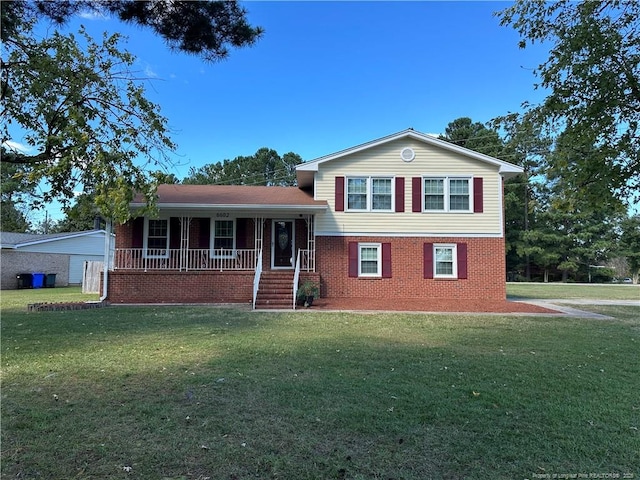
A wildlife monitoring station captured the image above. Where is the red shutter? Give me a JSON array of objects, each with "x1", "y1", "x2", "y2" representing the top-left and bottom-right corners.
[
  {"x1": 412, "y1": 177, "x2": 422, "y2": 212},
  {"x1": 348, "y1": 242, "x2": 358, "y2": 277},
  {"x1": 236, "y1": 218, "x2": 247, "y2": 249},
  {"x1": 335, "y1": 177, "x2": 345, "y2": 212},
  {"x1": 131, "y1": 217, "x2": 144, "y2": 248},
  {"x1": 199, "y1": 218, "x2": 211, "y2": 248},
  {"x1": 382, "y1": 243, "x2": 392, "y2": 278},
  {"x1": 395, "y1": 177, "x2": 405, "y2": 212},
  {"x1": 457, "y1": 243, "x2": 468, "y2": 279},
  {"x1": 473, "y1": 177, "x2": 483, "y2": 213},
  {"x1": 169, "y1": 217, "x2": 181, "y2": 249},
  {"x1": 423, "y1": 243, "x2": 434, "y2": 279}
]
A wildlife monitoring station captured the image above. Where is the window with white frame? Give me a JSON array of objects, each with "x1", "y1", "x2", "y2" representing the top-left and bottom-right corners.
[
  {"x1": 144, "y1": 218, "x2": 169, "y2": 258},
  {"x1": 211, "y1": 219, "x2": 235, "y2": 257},
  {"x1": 434, "y1": 244, "x2": 457, "y2": 278},
  {"x1": 423, "y1": 177, "x2": 471, "y2": 212},
  {"x1": 347, "y1": 177, "x2": 393, "y2": 211},
  {"x1": 359, "y1": 243, "x2": 381, "y2": 277}
]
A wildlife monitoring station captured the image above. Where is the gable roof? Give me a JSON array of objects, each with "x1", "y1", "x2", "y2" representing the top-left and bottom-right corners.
[
  {"x1": 131, "y1": 184, "x2": 327, "y2": 212},
  {"x1": 0, "y1": 230, "x2": 106, "y2": 249},
  {"x1": 296, "y1": 128, "x2": 524, "y2": 188}
]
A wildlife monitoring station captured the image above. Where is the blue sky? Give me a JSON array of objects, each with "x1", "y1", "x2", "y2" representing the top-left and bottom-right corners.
[{"x1": 26, "y1": 1, "x2": 552, "y2": 224}]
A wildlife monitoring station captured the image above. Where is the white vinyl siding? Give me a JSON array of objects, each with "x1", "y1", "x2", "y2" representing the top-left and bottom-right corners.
[{"x1": 314, "y1": 138, "x2": 502, "y2": 236}]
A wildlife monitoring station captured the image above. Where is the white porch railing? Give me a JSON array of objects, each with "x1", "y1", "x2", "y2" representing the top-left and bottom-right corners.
[
  {"x1": 113, "y1": 248, "x2": 258, "y2": 271},
  {"x1": 252, "y1": 249, "x2": 263, "y2": 310},
  {"x1": 297, "y1": 249, "x2": 315, "y2": 272}
]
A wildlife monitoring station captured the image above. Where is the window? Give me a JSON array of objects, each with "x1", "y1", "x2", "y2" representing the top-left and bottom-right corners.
[
  {"x1": 423, "y1": 177, "x2": 471, "y2": 212},
  {"x1": 359, "y1": 243, "x2": 381, "y2": 277},
  {"x1": 424, "y1": 242, "x2": 468, "y2": 279},
  {"x1": 434, "y1": 245, "x2": 457, "y2": 278},
  {"x1": 347, "y1": 178, "x2": 368, "y2": 210},
  {"x1": 372, "y1": 178, "x2": 392, "y2": 210},
  {"x1": 211, "y1": 219, "x2": 235, "y2": 257},
  {"x1": 144, "y1": 218, "x2": 169, "y2": 258},
  {"x1": 346, "y1": 176, "x2": 393, "y2": 211}
]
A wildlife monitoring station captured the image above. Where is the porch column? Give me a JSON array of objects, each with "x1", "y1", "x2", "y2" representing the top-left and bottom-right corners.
[
  {"x1": 179, "y1": 216, "x2": 192, "y2": 271},
  {"x1": 254, "y1": 217, "x2": 264, "y2": 268},
  {"x1": 305, "y1": 214, "x2": 316, "y2": 272}
]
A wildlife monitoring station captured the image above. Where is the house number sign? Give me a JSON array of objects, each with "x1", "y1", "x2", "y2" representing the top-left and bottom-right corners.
[{"x1": 216, "y1": 212, "x2": 230, "y2": 218}]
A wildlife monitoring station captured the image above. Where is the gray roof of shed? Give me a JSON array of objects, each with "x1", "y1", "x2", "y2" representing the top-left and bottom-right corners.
[{"x1": 0, "y1": 230, "x2": 105, "y2": 249}]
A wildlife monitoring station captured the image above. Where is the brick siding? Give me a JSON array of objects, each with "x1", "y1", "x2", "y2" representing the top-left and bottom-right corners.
[
  {"x1": 107, "y1": 270, "x2": 254, "y2": 304},
  {"x1": 1, "y1": 250, "x2": 70, "y2": 289},
  {"x1": 316, "y1": 236, "x2": 506, "y2": 300}
]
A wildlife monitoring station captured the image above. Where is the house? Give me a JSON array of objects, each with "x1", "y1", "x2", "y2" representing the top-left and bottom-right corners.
[
  {"x1": 1, "y1": 230, "x2": 108, "y2": 289},
  {"x1": 107, "y1": 129, "x2": 523, "y2": 308}
]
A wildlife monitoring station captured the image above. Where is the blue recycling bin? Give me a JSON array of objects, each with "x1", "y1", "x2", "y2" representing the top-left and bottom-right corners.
[{"x1": 32, "y1": 272, "x2": 45, "y2": 289}]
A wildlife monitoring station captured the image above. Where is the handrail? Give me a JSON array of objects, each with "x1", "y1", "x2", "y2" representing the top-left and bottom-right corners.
[
  {"x1": 252, "y1": 248, "x2": 263, "y2": 310},
  {"x1": 293, "y1": 249, "x2": 302, "y2": 310},
  {"x1": 113, "y1": 248, "x2": 257, "y2": 271}
]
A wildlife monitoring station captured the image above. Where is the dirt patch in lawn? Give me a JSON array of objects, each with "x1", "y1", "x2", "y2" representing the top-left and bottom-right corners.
[{"x1": 310, "y1": 297, "x2": 560, "y2": 314}]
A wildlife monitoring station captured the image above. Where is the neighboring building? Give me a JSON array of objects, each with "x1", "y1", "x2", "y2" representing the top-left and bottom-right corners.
[
  {"x1": 0, "y1": 230, "x2": 107, "y2": 289},
  {"x1": 108, "y1": 129, "x2": 523, "y2": 307}
]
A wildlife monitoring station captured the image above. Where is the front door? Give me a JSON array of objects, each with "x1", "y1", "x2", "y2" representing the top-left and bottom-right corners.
[{"x1": 272, "y1": 220, "x2": 294, "y2": 268}]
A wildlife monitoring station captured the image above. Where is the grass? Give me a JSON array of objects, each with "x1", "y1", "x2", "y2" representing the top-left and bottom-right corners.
[
  {"x1": 507, "y1": 282, "x2": 640, "y2": 300},
  {"x1": 1, "y1": 289, "x2": 639, "y2": 479}
]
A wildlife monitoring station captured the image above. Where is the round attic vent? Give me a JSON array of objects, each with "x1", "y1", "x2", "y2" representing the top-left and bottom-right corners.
[{"x1": 400, "y1": 147, "x2": 415, "y2": 162}]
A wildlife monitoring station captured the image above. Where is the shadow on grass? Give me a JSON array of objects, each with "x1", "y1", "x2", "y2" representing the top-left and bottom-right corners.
[{"x1": 2, "y1": 308, "x2": 639, "y2": 479}]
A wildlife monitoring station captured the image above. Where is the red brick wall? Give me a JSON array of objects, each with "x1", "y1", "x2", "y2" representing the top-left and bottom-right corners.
[
  {"x1": 107, "y1": 271, "x2": 254, "y2": 304},
  {"x1": 316, "y1": 236, "x2": 506, "y2": 300}
]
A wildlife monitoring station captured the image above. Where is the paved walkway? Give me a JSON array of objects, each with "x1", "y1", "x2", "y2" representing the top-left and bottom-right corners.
[
  {"x1": 519, "y1": 298, "x2": 638, "y2": 320},
  {"x1": 291, "y1": 297, "x2": 638, "y2": 319}
]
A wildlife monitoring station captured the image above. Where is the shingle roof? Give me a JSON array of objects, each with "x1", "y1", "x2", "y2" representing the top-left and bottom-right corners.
[{"x1": 131, "y1": 184, "x2": 327, "y2": 209}]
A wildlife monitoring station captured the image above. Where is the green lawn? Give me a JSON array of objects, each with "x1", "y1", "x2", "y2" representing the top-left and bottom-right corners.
[
  {"x1": 508, "y1": 282, "x2": 640, "y2": 300},
  {"x1": 1, "y1": 289, "x2": 639, "y2": 479}
]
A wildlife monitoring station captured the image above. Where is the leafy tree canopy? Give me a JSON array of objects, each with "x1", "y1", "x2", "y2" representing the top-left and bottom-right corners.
[
  {"x1": 438, "y1": 117, "x2": 505, "y2": 158},
  {"x1": 1, "y1": 147, "x2": 35, "y2": 232},
  {"x1": 183, "y1": 148, "x2": 302, "y2": 186},
  {"x1": 2, "y1": 25, "x2": 173, "y2": 222},
  {"x1": 1, "y1": 1, "x2": 263, "y2": 62},
  {"x1": 1, "y1": 1, "x2": 262, "y2": 224},
  {"x1": 498, "y1": 0, "x2": 640, "y2": 205}
]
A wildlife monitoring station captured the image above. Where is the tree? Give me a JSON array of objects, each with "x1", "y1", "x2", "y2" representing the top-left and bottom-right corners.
[
  {"x1": 439, "y1": 117, "x2": 505, "y2": 158},
  {"x1": 493, "y1": 112, "x2": 552, "y2": 279},
  {"x1": 53, "y1": 194, "x2": 102, "y2": 233},
  {"x1": 620, "y1": 215, "x2": 640, "y2": 283},
  {"x1": 1, "y1": 1, "x2": 263, "y2": 223},
  {"x1": 1, "y1": 1, "x2": 263, "y2": 62},
  {"x1": 497, "y1": 0, "x2": 640, "y2": 206},
  {"x1": 1, "y1": 147, "x2": 34, "y2": 232},
  {"x1": 183, "y1": 148, "x2": 302, "y2": 186},
  {"x1": 2, "y1": 25, "x2": 174, "y2": 222}
]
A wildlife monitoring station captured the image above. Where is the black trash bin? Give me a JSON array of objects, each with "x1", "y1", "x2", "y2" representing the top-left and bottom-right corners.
[
  {"x1": 16, "y1": 273, "x2": 33, "y2": 289},
  {"x1": 45, "y1": 273, "x2": 57, "y2": 288}
]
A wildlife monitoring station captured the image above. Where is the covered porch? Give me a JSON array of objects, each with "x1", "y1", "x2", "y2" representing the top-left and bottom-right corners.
[
  {"x1": 112, "y1": 215, "x2": 317, "y2": 273},
  {"x1": 107, "y1": 184, "x2": 327, "y2": 307}
]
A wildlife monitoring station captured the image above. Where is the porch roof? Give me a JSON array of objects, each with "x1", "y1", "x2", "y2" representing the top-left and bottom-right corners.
[{"x1": 131, "y1": 184, "x2": 328, "y2": 212}]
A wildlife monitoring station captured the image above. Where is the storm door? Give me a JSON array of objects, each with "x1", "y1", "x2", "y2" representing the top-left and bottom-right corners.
[{"x1": 272, "y1": 220, "x2": 294, "y2": 268}]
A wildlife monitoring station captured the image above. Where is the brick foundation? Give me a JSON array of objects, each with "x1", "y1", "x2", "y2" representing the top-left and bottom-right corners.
[
  {"x1": 107, "y1": 270, "x2": 254, "y2": 304},
  {"x1": 316, "y1": 236, "x2": 506, "y2": 300}
]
